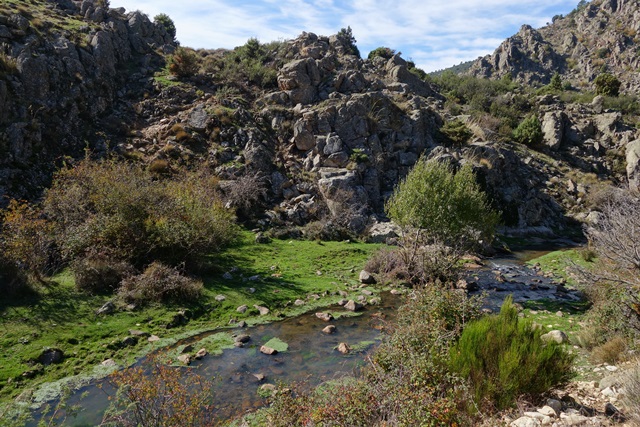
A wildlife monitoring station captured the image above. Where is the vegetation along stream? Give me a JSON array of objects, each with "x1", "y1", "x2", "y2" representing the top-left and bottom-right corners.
[{"x1": 29, "y1": 243, "x2": 582, "y2": 426}]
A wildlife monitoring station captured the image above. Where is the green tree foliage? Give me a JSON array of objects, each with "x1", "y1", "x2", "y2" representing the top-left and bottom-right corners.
[
  {"x1": 385, "y1": 158, "x2": 499, "y2": 248},
  {"x1": 337, "y1": 26, "x2": 360, "y2": 57},
  {"x1": 549, "y1": 72, "x2": 563, "y2": 91},
  {"x1": 513, "y1": 114, "x2": 543, "y2": 146},
  {"x1": 367, "y1": 46, "x2": 396, "y2": 60},
  {"x1": 154, "y1": 13, "x2": 176, "y2": 40},
  {"x1": 450, "y1": 296, "x2": 574, "y2": 411},
  {"x1": 594, "y1": 73, "x2": 621, "y2": 97},
  {"x1": 169, "y1": 47, "x2": 199, "y2": 78}
]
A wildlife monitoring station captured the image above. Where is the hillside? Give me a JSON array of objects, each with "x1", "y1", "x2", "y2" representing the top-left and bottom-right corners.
[{"x1": 468, "y1": 0, "x2": 640, "y2": 92}]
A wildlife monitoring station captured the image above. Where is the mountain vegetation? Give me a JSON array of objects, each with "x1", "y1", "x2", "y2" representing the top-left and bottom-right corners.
[{"x1": 1, "y1": 0, "x2": 640, "y2": 425}]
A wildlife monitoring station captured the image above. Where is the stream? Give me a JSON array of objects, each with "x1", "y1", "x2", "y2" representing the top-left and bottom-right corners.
[{"x1": 30, "y1": 244, "x2": 583, "y2": 426}]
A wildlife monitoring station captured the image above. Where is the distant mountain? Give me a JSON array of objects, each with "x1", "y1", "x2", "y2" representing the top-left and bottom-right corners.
[
  {"x1": 429, "y1": 59, "x2": 475, "y2": 77},
  {"x1": 468, "y1": 0, "x2": 640, "y2": 93}
]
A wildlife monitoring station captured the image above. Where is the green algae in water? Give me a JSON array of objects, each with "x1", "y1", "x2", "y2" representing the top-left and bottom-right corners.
[{"x1": 262, "y1": 337, "x2": 289, "y2": 352}]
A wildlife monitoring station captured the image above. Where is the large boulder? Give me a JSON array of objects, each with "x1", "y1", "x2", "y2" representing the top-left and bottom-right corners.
[
  {"x1": 626, "y1": 139, "x2": 640, "y2": 192},
  {"x1": 541, "y1": 111, "x2": 566, "y2": 150},
  {"x1": 278, "y1": 58, "x2": 321, "y2": 105}
]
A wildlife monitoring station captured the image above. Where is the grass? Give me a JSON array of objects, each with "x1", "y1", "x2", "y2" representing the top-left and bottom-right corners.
[
  {"x1": 0, "y1": 232, "x2": 381, "y2": 409},
  {"x1": 526, "y1": 248, "x2": 594, "y2": 286}
]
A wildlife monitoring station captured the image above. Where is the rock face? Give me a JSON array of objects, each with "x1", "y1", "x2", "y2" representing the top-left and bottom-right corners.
[
  {"x1": 468, "y1": 0, "x2": 640, "y2": 93},
  {"x1": 0, "y1": 1, "x2": 176, "y2": 204}
]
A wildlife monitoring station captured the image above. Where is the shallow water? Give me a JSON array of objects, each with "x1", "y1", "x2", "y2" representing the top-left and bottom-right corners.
[
  {"x1": 31, "y1": 245, "x2": 583, "y2": 426},
  {"x1": 36, "y1": 296, "x2": 400, "y2": 426}
]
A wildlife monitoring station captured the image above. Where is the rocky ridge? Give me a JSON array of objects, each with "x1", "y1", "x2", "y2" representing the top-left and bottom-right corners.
[
  {"x1": 468, "y1": 0, "x2": 640, "y2": 92},
  {"x1": 1, "y1": 0, "x2": 639, "y2": 238}
]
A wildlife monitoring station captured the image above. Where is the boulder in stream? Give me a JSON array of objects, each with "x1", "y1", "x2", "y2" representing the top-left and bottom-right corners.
[{"x1": 260, "y1": 345, "x2": 278, "y2": 355}]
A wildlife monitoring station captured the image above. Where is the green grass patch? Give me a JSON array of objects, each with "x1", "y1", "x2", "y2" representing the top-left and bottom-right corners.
[
  {"x1": 0, "y1": 232, "x2": 379, "y2": 408},
  {"x1": 526, "y1": 248, "x2": 594, "y2": 286}
]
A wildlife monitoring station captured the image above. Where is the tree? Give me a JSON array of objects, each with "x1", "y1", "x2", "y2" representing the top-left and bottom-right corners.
[
  {"x1": 594, "y1": 73, "x2": 621, "y2": 96},
  {"x1": 337, "y1": 26, "x2": 360, "y2": 57},
  {"x1": 549, "y1": 72, "x2": 562, "y2": 91},
  {"x1": 385, "y1": 158, "x2": 499, "y2": 249},
  {"x1": 154, "y1": 13, "x2": 176, "y2": 40}
]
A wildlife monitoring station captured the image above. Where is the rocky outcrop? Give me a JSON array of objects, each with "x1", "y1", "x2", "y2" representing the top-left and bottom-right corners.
[
  {"x1": 468, "y1": 0, "x2": 640, "y2": 93},
  {"x1": 0, "y1": 0, "x2": 175, "y2": 203}
]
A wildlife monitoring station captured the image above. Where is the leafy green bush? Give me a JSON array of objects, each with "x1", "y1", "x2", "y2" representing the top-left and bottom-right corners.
[
  {"x1": 449, "y1": 296, "x2": 574, "y2": 411},
  {"x1": 513, "y1": 114, "x2": 543, "y2": 146},
  {"x1": 169, "y1": 47, "x2": 199, "y2": 78},
  {"x1": 118, "y1": 262, "x2": 203, "y2": 305},
  {"x1": 385, "y1": 158, "x2": 499, "y2": 249},
  {"x1": 153, "y1": 13, "x2": 176, "y2": 40},
  {"x1": 594, "y1": 73, "x2": 621, "y2": 97},
  {"x1": 213, "y1": 38, "x2": 281, "y2": 89},
  {"x1": 440, "y1": 119, "x2": 473, "y2": 146}
]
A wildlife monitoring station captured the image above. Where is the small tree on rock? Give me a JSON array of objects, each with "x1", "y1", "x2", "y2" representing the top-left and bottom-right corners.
[{"x1": 154, "y1": 13, "x2": 176, "y2": 40}]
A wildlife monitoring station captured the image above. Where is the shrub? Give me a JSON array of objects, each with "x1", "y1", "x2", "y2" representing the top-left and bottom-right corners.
[
  {"x1": 622, "y1": 359, "x2": 640, "y2": 426},
  {"x1": 43, "y1": 159, "x2": 238, "y2": 272},
  {"x1": 0, "y1": 200, "x2": 54, "y2": 284},
  {"x1": 118, "y1": 262, "x2": 203, "y2": 305},
  {"x1": 102, "y1": 356, "x2": 215, "y2": 426},
  {"x1": 367, "y1": 46, "x2": 396, "y2": 60},
  {"x1": 449, "y1": 296, "x2": 574, "y2": 411},
  {"x1": 513, "y1": 114, "x2": 543, "y2": 146},
  {"x1": 169, "y1": 47, "x2": 199, "y2": 78},
  {"x1": 591, "y1": 336, "x2": 627, "y2": 364},
  {"x1": 72, "y1": 251, "x2": 135, "y2": 294},
  {"x1": 549, "y1": 72, "x2": 563, "y2": 91},
  {"x1": 440, "y1": 119, "x2": 473, "y2": 146},
  {"x1": 153, "y1": 13, "x2": 176, "y2": 40},
  {"x1": 584, "y1": 191, "x2": 640, "y2": 337},
  {"x1": 594, "y1": 73, "x2": 621, "y2": 97},
  {"x1": 385, "y1": 158, "x2": 499, "y2": 250}
]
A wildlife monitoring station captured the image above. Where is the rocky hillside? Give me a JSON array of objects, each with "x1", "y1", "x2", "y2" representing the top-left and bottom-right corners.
[
  {"x1": 468, "y1": 0, "x2": 640, "y2": 92},
  {"x1": 2, "y1": 0, "x2": 640, "y2": 240},
  {"x1": 0, "y1": 0, "x2": 174, "y2": 201}
]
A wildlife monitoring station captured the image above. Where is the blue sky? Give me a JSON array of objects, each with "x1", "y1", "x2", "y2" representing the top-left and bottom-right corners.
[{"x1": 111, "y1": 0, "x2": 579, "y2": 72}]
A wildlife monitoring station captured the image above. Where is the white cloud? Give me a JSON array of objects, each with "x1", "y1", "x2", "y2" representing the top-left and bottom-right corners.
[{"x1": 110, "y1": 0, "x2": 578, "y2": 71}]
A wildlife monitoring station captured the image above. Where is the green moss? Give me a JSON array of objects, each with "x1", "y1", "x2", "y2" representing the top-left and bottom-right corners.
[{"x1": 526, "y1": 249, "x2": 594, "y2": 286}]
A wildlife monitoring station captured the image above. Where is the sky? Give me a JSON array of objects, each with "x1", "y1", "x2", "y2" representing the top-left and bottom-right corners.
[{"x1": 110, "y1": 0, "x2": 579, "y2": 72}]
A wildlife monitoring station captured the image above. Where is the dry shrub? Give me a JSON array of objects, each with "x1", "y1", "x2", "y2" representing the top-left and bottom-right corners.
[
  {"x1": 148, "y1": 159, "x2": 170, "y2": 175},
  {"x1": 622, "y1": 359, "x2": 640, "y2": 426},
  {"x1": 168, "y1": 47, "x2": 199, "y2": 78},
  {"x1": 102, "y1": 356, "x2": 215, "y2": 427},
  {"x1": 591, "y1": 336, "x2": 627, "y2": 364},
  {"x1": 366, "y1": 241, "x2": 461, "y2": 287},
  {"x1": 72, "y1": 251, "x2": 135, "y2": 294},
  {"x1": 222, "y1": 172, "x2": 268, "y2": 219},
  {"x1": 118, "y1": 262, "x2": 202, "y2": 305},
  {"x1": 43, "y1": 159, "x2": 238, "y2": 272}
]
